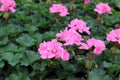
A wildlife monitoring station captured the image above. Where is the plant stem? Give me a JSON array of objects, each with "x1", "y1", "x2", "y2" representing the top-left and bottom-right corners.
[
  {"x1": 55, "y1": 14, "x2": 61, "y2": 24},
  {"x1": 97, "y1": 14, "x2": 103, "y2": 24},
  {"x1": 86, "y1": 48, "x2": 94, "y2": 71},
  {"x1": 111, "y1": 42, "x2": 119, "y2": 55},
  {"x1": 72, "y1": 0, "x2": 74, "y2": 4}
]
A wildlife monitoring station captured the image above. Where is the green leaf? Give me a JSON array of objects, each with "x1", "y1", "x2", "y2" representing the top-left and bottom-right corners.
[
  {"x1": 0, "y1": 37, "x2": 8, "y2": 46},
  {"x1": 2, "y1": 52, "x2": 23, "y2": 66},
  {"x1": 4, "y1": 24, "x2": 23, "y2": 35},
  {"x1": 0, "y1": 61, "x2": 4, "y2": 68},
  {"x1": 119, "y1": 75, "x2": 120, "y2": 80},
  {"x1": 61, "y1": 61, "x2": 77, "y2": 72},
  {"x1": 16, "y1": 34, "x2": 35, "y2": 47},
  {"x1": 24, "y1": 24, "x2": 38, "y2": 33},
  {"x1": 88, "y1": 69, "x2": 111, "y2": 80},
  {"x1": 5, "y1": 73, "x2": 30, "y2": 80},
  {"x1": 40, "y1": 62, "x2": 47, "y2": 71},
  {"x1": 3, "y1": 43, "x2": 18, "y2": 52},
  {"x1": 20, "y1": 50, "x2": 39, "y2": 66},
  {"x1": 67, "y1": 76, "x2": 79, "y2": 80},
  {"x1": 116, "y1": 0, "x2": 120, "y2": 9},
  {"x1": 32, "y1": 62, "x2": 47, "y2": 71},
  {"x1": 0, "y1": 27, "x2": 6, "y2": 37},
  {"x1": 108, "y1": 65, "x2": 120, "y2": 74},
  {"x1": 42, "y1": 31, "x2": 56, "y2": 41},
  {"x1": 103, "y1": 61, "x2": 112, "y2": 68},
  {"x1": 32, "y1": 33, "x2": 42, "y2": 45}
]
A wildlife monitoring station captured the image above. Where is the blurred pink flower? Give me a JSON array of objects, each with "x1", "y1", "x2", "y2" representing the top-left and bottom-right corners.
[
  {"x1": 49, "y1": 4, "x2": 69, "y2": 17},
  {"x1": 106, "y1": 28, "x2": 120, "y2": 44},
  {"x1": 94, "y1": 3, "x2": 112, "y2": 14},
  {"x1": 0, "y1": 0, "x2": 16, "y2": 12},
  {"x1": 59, "y1": 49, "x2": 69, "y2": 61},
  {"x1": 84, "y1": 0, "x2": 91, "y2": 4},
  {"x1": 79, "y1": 38, "x2": 106, "y2": 55},
  {"x1": 68, "y1": 19, "x2": 90, "y2": 34},
  {"x1": 56, "y1": 28, "x2": 83, "y2": 46},
  {"x1": 38, "y1": 39, "x2": 69, "y2": 61}
]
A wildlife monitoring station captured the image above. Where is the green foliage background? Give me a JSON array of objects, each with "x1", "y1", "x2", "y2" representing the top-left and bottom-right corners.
[{"x1": 0, "y1": 0, "x2": 120, "y2": 80}]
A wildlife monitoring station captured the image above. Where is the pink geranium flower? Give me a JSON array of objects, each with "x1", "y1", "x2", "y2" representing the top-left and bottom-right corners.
[
  {"x1": 94, "y1": 3, "x2": 112, "y2": 14},
  {"x1": 84, "y1": 0, "x2": 91, "y2": 4},
  {"x1": 0, "y1": 0, "x2": 16, "y2": 12},
  {"x1": 68, "y1": 19, "x2": 90, "y2": 34},
  {"x1": 106, "y1": 28, "x2": 120, "y2": 44},
  {"x1": 38, "y1": 39, "x2": 69, "y2": 61},
  {"x1": 79, "y1": 38, "x2": 106, "y2": 55},
  {"x1": 56, "y1": 28, "x2": 83, "y2": 46},
  {"x1": 49, "y1": 4, "x2": 69, "y2": 17}
]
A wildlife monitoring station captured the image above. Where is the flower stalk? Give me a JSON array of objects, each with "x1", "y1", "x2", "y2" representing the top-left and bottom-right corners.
[
  {"x1": 97, "y1": 14, "x2": 103, "y2": 24},
  {"x1": 3, "y1": 12, "x2": 9, "y2": 23},
  {"x1": 86, "y1": 48, "x2": 94, "y2": 71}
]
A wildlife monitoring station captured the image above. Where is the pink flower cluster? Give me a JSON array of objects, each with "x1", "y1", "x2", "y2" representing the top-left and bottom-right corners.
[
  {"x1": 106, "y1": 28, "x2": 120, "y2": 44},
  {"x1": 56, "y1": 28, "x2": 83, "y2": 46},
  {"x1": 94, "y1": 3, "x2": 112, "y2": 14},
  {"x1": 68, "y1": 19, "x2": 90, "y2": 34},
  {"x1": 38, "y1": 18, "x2": 91, "y2": 61},
  {"x1": 79, "y1": 38, "x2": 106, "y2": 55},
  {"x1": 0, "y1": 0, "x2": 16, "y2": 12},
  {"x1": 39, "y1": 2, "x2": 113, "y2": 61},
  {"x1": 38, "y1": 39, "x2": 69, "y2": 61},
  {"x1": 84, "y1": 0, "x2": 91, "y2": 5},
  {"x1": 49, "y1": 4, "x2": 69, "y2": 17}
]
